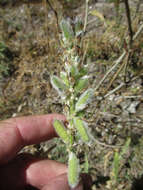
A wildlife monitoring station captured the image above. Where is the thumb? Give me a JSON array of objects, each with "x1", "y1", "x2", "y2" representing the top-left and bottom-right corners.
[{"x1": 42, "y1": 173, "x2": 83, "y2": 190}]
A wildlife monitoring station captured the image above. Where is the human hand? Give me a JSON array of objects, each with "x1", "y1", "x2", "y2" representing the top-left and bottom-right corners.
[{"x1": 0, "y1": 114, "x2": 83, "y2": 190}]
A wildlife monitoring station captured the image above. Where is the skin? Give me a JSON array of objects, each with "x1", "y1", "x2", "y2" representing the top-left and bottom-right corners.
[{"x1": 0, "y1": 114, "x2": 83, "y2": 190}]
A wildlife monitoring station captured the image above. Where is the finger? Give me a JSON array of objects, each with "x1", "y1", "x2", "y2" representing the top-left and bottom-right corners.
[
  {"x1": 0, "y1": 153, "x2": 67, "y2": 190},
  {"x1": 42, "y1": 173, "x2": 83, "y2": 190},
  {"x1": 25, "y1": 156, "x2": 67, "y2": 189},
  {"x1": 0, "y1": 114, "x2": 66, "y2": 164}
]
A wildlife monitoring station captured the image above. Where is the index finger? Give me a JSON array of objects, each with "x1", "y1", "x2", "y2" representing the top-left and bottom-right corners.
[{"x1": 0, "y1": 114, "x2": 66, "y2": 164}]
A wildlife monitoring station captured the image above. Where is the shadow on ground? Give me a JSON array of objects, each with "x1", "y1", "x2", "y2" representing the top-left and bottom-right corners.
[{"x1": 132, "y1": 175, "x2": 143, "y2": 190}]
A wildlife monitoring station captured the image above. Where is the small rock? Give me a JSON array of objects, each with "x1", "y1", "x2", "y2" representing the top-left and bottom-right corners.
[{"x1": 127, "y1": 101, "x2": 140, "y2": 114}]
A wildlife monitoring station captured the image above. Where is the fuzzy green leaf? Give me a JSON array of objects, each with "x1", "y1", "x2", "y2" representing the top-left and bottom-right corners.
[
  {"x1": 68, "y1": 152, "x2": 80, "y2": 188},
  {"x1": 53, "y1": 120, "x2": 73, "y2": 144},
  {"x1": 75, "y1": 89, "x2": 94, "y2": 112},
  {"x1": 60, "y1": 71, "x2": 70, "y2": 87},
  {"x1": 51, "y1": 75, "x2": 67, "y2": 96},
  {"x1": 113, "y1": 151, "x2": 119, "y2": 182},
  {"x1": 60, "y1": 19, "x2": 74, "y2": 42},
  {"x1": 120, "y1": 138, "x2": 130, "y2": 158},
  {"x1": 112, "y1": 138, "x2": 130, "y2": 182},
  {"x1": 78, "y1": 67, "x2": 88, "y2": 78},
  {"x1": 75, "y1": 76, "x2": 89, "y2": 93},
  {"x1": 73, "y1": 118, "x2": 90, "y2": 143},
  {"x1": 83, "y1": 153, "x2": 89, "y2": 173},
  {"x1": 70, "y1": 64, "x2": 79, "y2": 78},
  {"x1": 75, "y1": 19, "x2": 83, "y2": 37}
]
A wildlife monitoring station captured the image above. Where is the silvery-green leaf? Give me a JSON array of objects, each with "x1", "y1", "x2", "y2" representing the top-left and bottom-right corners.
[
  {"x1": 65, "y1": 63, "x2": 71, "y2": 75},
  {"x1": 75, "y1": 76, "x2": 89, "y2": 93},
  {"x1": 60, "y1": 19, "x2": 74, "y2": 42},
  {"x1": 73, "y1": 118, "x2": 90, "y2": 142},
  {"x1": 75, "y1": 89, "x2": 94, "y2": 112},
  {"x1": 74, "y1": 19, "x2": 83, "y2": 37},
  {"x1": 74, "y1": 56, "x2": 80, "y2": 64},
  {"x1": 53, "y1": 120, "x2": 73, "y2": 144},
  {"x1": 60, "y1": 71, "x2": 69, "y2": 87},
  {"x1": 120, "y1": 138, "x2": 130, "y2": 158},
  {"x1": 69, "y1": 99, "x2": 75, "y2": 115},
  {"x1": 51, "y1": 75, "x2": 67, "y2": 95},
  {"x1": 70, "y1": 64, "x2": 79, "y2": 78},
  {"x1": 113, "y1": 151, "x2": 119, "y2": 182},
  {"x1": 68, "y1": 152, "x2": 80, "y2": 188},
  {"x1": 83, "y1": 154, "x2": 89, "y2": 173},
  {"x1": 78, "y1": 66, "x2": 88, "y2": 78}
]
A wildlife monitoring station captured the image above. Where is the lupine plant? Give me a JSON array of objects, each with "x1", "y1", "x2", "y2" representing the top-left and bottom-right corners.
[{"x1": 51, "y1": 19, "x2": 94, "y2": 188}]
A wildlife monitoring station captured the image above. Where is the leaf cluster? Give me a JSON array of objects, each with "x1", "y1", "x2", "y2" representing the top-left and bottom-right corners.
[{"x1": 51, "y1": 19, "x2": 94, "y2": 188}]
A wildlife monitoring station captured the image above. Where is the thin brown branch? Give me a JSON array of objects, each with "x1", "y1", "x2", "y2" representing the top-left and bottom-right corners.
[
  {"x1": 104, "y1": 56, "x2": 126, "y2": 94},
  {"x1": 94, "y1": 23, "x2": 143, "y2": 92},
  {"x1": 93, "y1": 138, "x2": 122, "y2": 148},
  {"x1": 46, "y1": 0, "x2": 59, "y2": 31},
  {"x1": 104, "y1": 83, "x2": 125, "y2": 98},
  {"x1": 124, "y1": 0, "x2": 133, "y2": 46}
]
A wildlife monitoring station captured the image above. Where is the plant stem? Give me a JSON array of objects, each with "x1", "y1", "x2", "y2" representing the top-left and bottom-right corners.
[
  {"x1": 124, "y1": 0, "x2": 133, "y2": 47},
  {"x1": 83, "y1": 0, "x2": 89, "y2": 33}
]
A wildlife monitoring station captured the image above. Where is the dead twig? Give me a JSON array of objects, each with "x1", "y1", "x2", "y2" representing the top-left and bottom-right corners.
[
  {"x1": 95, "y1": 51, "x2": 126, "y2": 91},
  {"x1": 83, "y1": 0, "x2": 89, "y2": 33},
  {"x1": 94, "y1": 23, "x2": 143, "y2": 92},
  {"x1": 104, "y1": 83, "x2": 125, "y2": 98},
  {"x1": 124, "y1": 0, "x2": 133, "y2": 46},
  {"x1": 93, "y1": 138, "x2": 122, "y2": 148},
  {"x1": 133, "y1": 23, "x2": 143, "y2": 40},
  {"x1": 104, "y1": 57, "x2": 126, "y2": 94}
]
